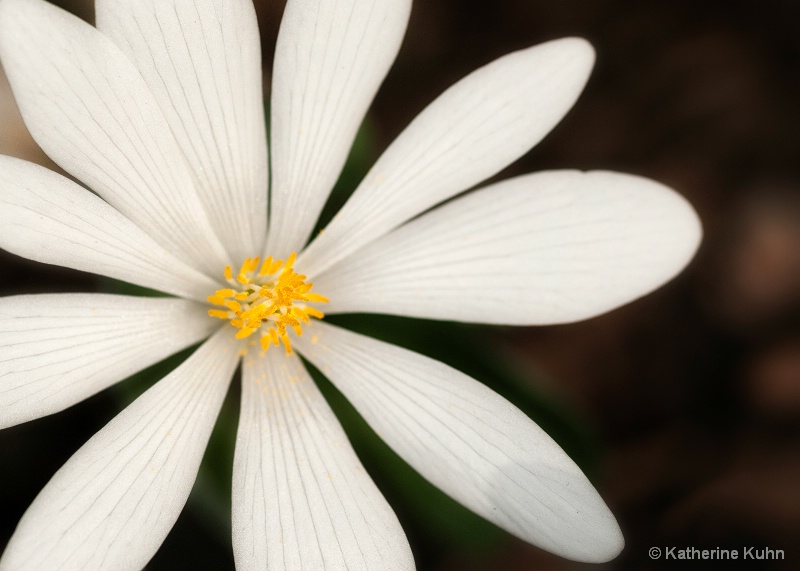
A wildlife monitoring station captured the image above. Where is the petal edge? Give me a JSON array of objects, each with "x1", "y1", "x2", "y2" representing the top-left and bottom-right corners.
[
  {"x1": 295, "y1": 320, "x2": 624, "y2": 562},
  {"x1": 314, "y1": 170, "x2": 702, "y2": 324}
]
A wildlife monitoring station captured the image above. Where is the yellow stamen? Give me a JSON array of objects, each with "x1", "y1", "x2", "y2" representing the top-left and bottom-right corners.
[
  {"x1": 305, "y1": 307, "x2": 325, "y2": 319},
  {"x1": 235, "y1": 327, "x2": 256, "y2": 339},
  {"x1": 305, "y1": 293, "x2": 329, "y2": 303},
  {"x1": 282, "y1": 332, "x2": 293, "y2": 354},
  {"x1": 207, "y1": 252, "x2": 327, "y2": 354}
]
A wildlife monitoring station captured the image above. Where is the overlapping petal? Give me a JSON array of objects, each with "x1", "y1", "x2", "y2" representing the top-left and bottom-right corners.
[
  {"x1": 298, "y1": 38, "x2": 595, "y2": 277},
  {"x1": 96, "y1": 0, "x2": 268, "y2": 262},
  {"x1": 295, "y1": 321, "x2": 624, "y2": 563},
  {"x1": 314, "y1": 170, "x2": 702, "y2": 324},
  {"x1": 0, "y1": 0, "x2": 229, "y2": 275},
  {"x1": 0, "y1": 156, "x2": 219, "y2": 301},
  {"x1": 0, "y1": 328, "x2": 239, "y2": 571},
  {"x1": 0, "y1": 294, "x2": 215, "y2": 429},
  {"x1": 232, "y1": 349, "x2": 413, "y2": 570},
  {"x1": 266, "y1": 0, "x2": 411, "y2": 258}
]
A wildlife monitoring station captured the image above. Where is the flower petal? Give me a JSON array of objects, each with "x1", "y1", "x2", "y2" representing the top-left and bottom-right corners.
[
  {"x1": 0, "y1": 328, "x2": 239, "y2": 571},
  {"x1": 96, "y1": 0, "x2": 268, "y2": 261},
  {"x1": 232, "y1": 349, "x2": 413, "y2": 570},
  {"x1": 314, "y1": 171, "x2": 702, "y2": 324},
  {"x1": 0, "y1": 0, "x2": 229, "y2": 275},
  {"x1": 266, "y1": 0, "x2": 411, "y2": 258},
  {"x1": 0, "y1": 293, "x2": 216, "y2": 429},
  {"x1": 298, "y1": 38, "x2": 595, "y2": 277},
  {"x1": 0, "y1": 156, "x2": 219, "y2": 301},
  {"x1": 295, "y1": 321, "x2": 623, "y2": 563}
]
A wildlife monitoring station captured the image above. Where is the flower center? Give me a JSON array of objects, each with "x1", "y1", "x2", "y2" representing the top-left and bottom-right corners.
[{"x1": 207, "y1": 253, "x2": 328, "y2": 354}]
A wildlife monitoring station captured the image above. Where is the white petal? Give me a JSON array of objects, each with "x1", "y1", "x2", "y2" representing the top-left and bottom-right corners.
[
  {"x1": 314, "y1": 171, "x2": 702, "y2": 324},
  {"x1": 0, "y1": 156, "x2": 219, "y2": 301},
  {"x1": 0, "y1": 328, "x2": 240, "y2": 571},
  {"x1": 96, "y1": 0, "x2": 268, "y2": 261},
  {"x1": 232, "y1": 350, "x2": 413, "y2": 570},
  {"x1": 266, "y1": 0, "x2": 411, "y2": 258},
  {"x1": 0, "y1": 0, "x2": 229, "y2": 275},
  {"x1": 298, "y1": 38, "x2": 595, "y2": 277},
  {"x1": 295, "y1": 321, "x2": 623, "y2": 562},
  {"x1": 0, "y1": 293, "x2": 216, "y2": 429}
]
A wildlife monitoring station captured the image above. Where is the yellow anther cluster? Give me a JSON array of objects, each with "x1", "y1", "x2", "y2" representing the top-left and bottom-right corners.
[{"x1": 208, "y1": 253, "x2": 328, "y2": 354}]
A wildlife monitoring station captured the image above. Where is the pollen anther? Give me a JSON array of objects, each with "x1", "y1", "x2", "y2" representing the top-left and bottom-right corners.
[{"x1": 207, "y1": 252, "x2": 327, "y2": 354}]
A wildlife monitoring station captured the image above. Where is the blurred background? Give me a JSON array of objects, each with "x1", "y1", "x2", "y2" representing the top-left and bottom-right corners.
[{"x1": 1, "y1": 0, "x2": 799, "y2": 569}]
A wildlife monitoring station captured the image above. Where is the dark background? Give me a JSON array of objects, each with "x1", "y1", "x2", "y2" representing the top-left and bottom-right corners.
[{"x1": 1, "y1": 1, "x2": 799, "y2": 569}]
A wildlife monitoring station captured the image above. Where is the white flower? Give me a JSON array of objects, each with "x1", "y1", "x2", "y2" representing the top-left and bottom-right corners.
[{"x1": 0, "y1": 0, "x2": 701, "y2": 569}]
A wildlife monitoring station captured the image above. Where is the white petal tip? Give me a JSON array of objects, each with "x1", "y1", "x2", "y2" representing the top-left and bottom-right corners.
[
  {"x1": 553, "y1": 36, "x2": 596, "y2": 65},
  {"x1": 576, "y1": 518, "x2": 625, "y2": 563},
  {"x1": 541, "y1": 36, "x2": 596, "y2": 81},
  {"x1": 543, "y1": 494, "x2": 624, "y2": 562},
  {"x1": 600, "y1": 169, "x2": 703, "y2": 277}
]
